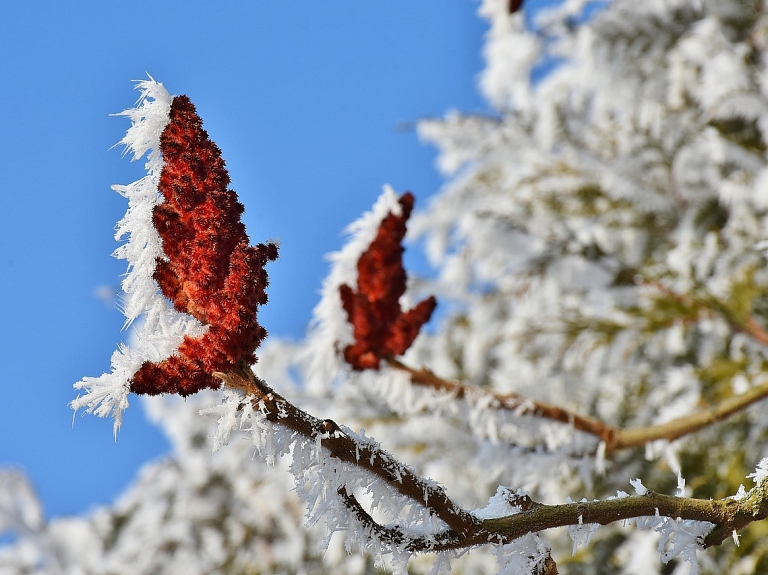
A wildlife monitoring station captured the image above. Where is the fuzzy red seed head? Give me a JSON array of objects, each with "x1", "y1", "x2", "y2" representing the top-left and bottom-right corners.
[
  {"x1": 340, "y1": 192, "x2": 437, "y2": 370},
  {"x1": 131, "y1": 95, "x2": 278, "y2": 396}
]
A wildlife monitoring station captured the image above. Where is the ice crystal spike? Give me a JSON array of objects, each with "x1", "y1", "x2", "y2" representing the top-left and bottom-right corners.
[{"x1": 339, "y1": 192, "x2": 437, "y2": 370}]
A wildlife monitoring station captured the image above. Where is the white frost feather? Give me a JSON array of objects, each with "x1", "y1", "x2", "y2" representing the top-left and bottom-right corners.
[
  {"x1": 72, "y1": 78, "x2": 205, "y2": 436},
  {"x1": 747, "y1": 457, "x2": 768, "y2": 485}
]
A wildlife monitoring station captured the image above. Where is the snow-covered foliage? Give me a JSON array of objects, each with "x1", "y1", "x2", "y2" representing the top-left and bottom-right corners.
[
  {"x1": 0, "y1": 471, "x2": 43, "y2": 540},
  {"x1": 407, "y1": 0, "x2": 768, "y2": 569},
  {"x1": 6, "y1": 0, "x2": 768, "y2": 573}
]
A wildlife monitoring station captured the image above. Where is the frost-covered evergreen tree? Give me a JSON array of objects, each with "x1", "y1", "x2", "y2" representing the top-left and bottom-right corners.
[{"x1": 5, "y1": 0, "x2": 768, "y2": 573}]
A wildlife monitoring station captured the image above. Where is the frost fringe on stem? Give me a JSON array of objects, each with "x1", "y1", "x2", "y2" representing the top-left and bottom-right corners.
[
  {"x1": 385, "y1": 355, "x2": 768, "y2": 454},
  {"x1": 213, "y1": 363, "x2": 768, "y2": 562}
]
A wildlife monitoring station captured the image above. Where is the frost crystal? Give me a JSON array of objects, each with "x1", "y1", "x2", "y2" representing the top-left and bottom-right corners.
[
  {"x1": 566, "y1": 519, "x2": 599, "y2": 556},
  {"x1": 630, "y1": 478, "x2": 648, "y2": 496},
  {"x1": 656, "y1": 518, "x2": 713, "y2": 575},
  {"x1": 474, "y1": 486, "x2": 530, "y2": 519},
  {"x1": 748, "y1": 457, "x2": 768, "y2": 485},
  {"x1": 494, "y1": 533, "x2": 551, "y2": 575}
]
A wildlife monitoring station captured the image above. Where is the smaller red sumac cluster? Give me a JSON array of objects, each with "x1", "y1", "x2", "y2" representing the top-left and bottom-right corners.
[{"x1": 339, "y1": 192, "x2": 437, "y2": 370}]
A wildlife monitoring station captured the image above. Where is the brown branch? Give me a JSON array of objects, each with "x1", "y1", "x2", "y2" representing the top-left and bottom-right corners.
[
  {"x1": 640, "y1": 277, "x2": 768, "y2": 348},
  {"x1": 336, "y1": 486, "x2": 468, "y2": 552},
  {"x1": 336, "y1": 486, "x2": 408, "y2": 547},
  {"x1": 386, "y1": 358, "x2": 768, "y2": 454},
  {"x1": 744, "y1": 315, "x2": 768, "y2": 347},
  {"x1": 539, "y1": 555, "x2": 559, "y2": 575},
  {"x1": 337, "y1": 447, "x2": 768, "y2": 553},
  {"x1": 215, "y1": 363, "x2": 481, "y2": 539},
  {"x1": 481, "y1": 484, "x2": 768, "y2": 550},
  {"x1": 338, "y1": 487, "x2": 559, "y2": 575},
  {"x1": 609, "y1": 379, "x2": 768, "y2": 450},
  {"x1": 212, "y1": 364, "x2": 768, "y2": 561},
  {"x1": 387, "y1": 358, "x2": 615, "y2": 444}
]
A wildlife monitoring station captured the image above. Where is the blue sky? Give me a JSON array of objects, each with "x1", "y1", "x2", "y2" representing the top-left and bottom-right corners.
[{"x1": 0, "y1": 1, "x2": 494, "y2": 521}]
